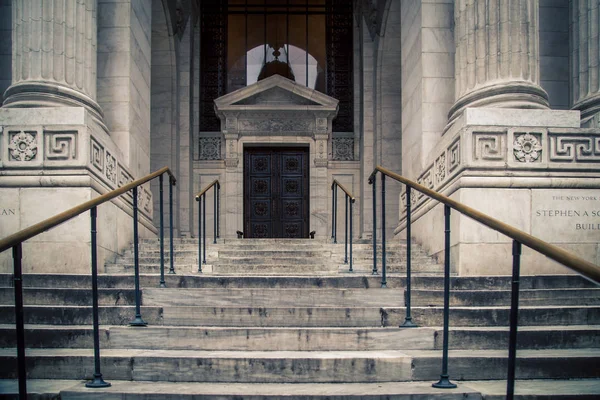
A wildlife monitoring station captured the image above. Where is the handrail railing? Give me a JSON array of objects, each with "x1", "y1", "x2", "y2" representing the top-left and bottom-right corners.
[
  {"x1": 331, "y1": 179, "x2": 355, "y2": 271},
  {"x1": 195, "y1": 179, "x2": 220, "y2": 272},
  {"x1": 0, "y1": 167, "x2": 177, "y2": 398},
  {"x1": 369, "y1": 165, "x2": 600, "y2": 399}
]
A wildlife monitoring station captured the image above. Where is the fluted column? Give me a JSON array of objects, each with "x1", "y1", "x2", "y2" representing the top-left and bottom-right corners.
[
  {"x1": 3, "y1": 0, "x2": 104, "y2": 128},
  {"x1": 571, "y1": 0, "x2": 600, "y2": 127},
  {"x1": 448, "y1": 0, "x2": 549, "y2": 123}
]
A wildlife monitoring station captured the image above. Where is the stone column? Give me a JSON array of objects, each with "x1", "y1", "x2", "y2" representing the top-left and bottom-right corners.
[
  {"x1": 570, "y1": 0, "x2": 600, "y2": 127},
  {"x1": 448, "y1": 0, "x2": 549, "y2": 123},
  {"x1": 3, "y1": 0, "x2": 105, "y2": 129}
]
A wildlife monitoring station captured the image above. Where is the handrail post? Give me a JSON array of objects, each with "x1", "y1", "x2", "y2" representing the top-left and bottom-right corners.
[
  {"x1": 333, "y1": 185, "x2": 338, "y2": 244},
  {"x1": 12, "y1": 243, "x2": 27, "y2": 398},
  {"x1": 203, "y1": 194, "x2": 207, "y2": 264},
  {"x1": 372, "y1": 175, "x2": 377, "y2": 275},
  {"x1": 331, "y1": 185, "x2": 335, "y2": 241},
  {"x1": 507, "y1": 240, "x2": 522, "y2": 400},
  {"x1": 349, "y1": 197, "x2": 353, "y2": 272},
  {"x1": 159, "y1": 174, "x2": 166, "y2": 288},
  {"x1": 344, "y1": 194, "x2": 348, "y2": 264},
  {"x1": 86, "y1": 206, "x2": 111, "y2": 388},
  {"x1": 197, "y1": 195, "x2": 202, "y2": 273},
  {"x1": 433, "y1": 204, "x2": 456, "y2": 388},
  {"x1": 401, "y1": 186, "x2": 417, "y2": 328},
  {"x1": 168, "y1": 176, "x2": 175, "y2": 274},
  {"x1": 217, "y1": 183, "x2": 221, "y2": 238},
  {"x1": 381, "y1": 173, "x2": 387, "y2": 288},
  {"x1": 213, "y1": 187, "x2": 218, "y2": 244},
  {"x1": 129, "y1": 187, "x2": 147, "y2": 327}
]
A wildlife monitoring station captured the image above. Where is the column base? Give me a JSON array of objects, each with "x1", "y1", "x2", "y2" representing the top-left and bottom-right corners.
[
  {"x1": 3, "y1": 81, "x2": 108, "y2": 133},
  {"x1": 448, "y1": 81, "x2": 550, "y2": 126}
]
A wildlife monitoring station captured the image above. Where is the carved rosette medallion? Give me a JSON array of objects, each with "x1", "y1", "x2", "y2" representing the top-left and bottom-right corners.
[
  {"x1": 8, "y1": 131, "x2": 37, "y2": 161},
  {"x1": 333, "y1": 138, "x2": 354, "y2": 161},
  {"x1": 514, "y1": 133, "x2": 542, "y2": 163},
  {"x1": 200, "y1": 137, "x2": 221, "y2": 160}
]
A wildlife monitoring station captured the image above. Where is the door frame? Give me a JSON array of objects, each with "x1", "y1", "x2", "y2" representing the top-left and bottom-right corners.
[{"x1": 243, "y1": 144, "x2": 310, "y2": 238}]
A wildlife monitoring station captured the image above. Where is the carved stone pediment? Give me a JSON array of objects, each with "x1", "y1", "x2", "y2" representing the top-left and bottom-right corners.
[{"x1": 214, "y1": 74, "x2": 339, "y2": 136}]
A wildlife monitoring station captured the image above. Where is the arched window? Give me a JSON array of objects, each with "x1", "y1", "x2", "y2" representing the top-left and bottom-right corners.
[{"x1": 200, "y1": 0, "x2": 353, "y2": 132}]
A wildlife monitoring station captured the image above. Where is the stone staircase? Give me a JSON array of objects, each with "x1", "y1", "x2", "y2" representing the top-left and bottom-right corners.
[{"x1": 0, "y1": 238, "x2": 599, "y2": 399}]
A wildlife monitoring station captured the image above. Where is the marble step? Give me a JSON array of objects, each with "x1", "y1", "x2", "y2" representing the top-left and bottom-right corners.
[
  {"x1": 156, "y1": 305, "x2": 600, "y2": 327},
  {"x1": 59, "y1": 380, "x2": 483, "y2": 399},
  {"x1": 142, "y1": 288, "x2": 406, "y2": 307},
  {"x1": 1, "y1": 348, "x2": 598, "y2": 382},
  {"x1": 3, "y1": 378, "x2": 600, "y2": 400},
  {"x1": 411, "y1": 288, "x2": 600, "y2": 307},
  {"x1": 0, "y1": 305, "x2": 164, "y2": 325},
  {"x1": 0, "y1": 274, "x2": 594, "y2": 291},
  {"x1": 2, "y1": 325, "x2": 598, "y2": 351},
  {"x1": 0, "y1": 288, "x2": 137, "y2": 306}
]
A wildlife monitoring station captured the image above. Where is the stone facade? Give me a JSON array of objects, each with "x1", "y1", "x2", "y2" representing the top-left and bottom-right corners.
[{"x1": 0, "y1": 0, "x2": 599, "y2": 274}]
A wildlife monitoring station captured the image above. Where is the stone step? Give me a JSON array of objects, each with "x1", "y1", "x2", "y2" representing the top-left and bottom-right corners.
[
  {"x1": 0, "y1": 306, "x2": 163, "y2": 325},
  {"x1": 209, "y1": 264, "x2": 339, "y2": 275},
  {"x1": 156, "y1": 305, "x2": 600, "y2": 327},
  {"x1": 2, "y1": 324, "x2": 597, "y2": 351},
  {"x1": 104, "y1": 263, "x2": 197, "y2": 274},
  {"x1": 3, "y1": 378, "x2": 599, "y2": 400},
  {"x1": 142, "y1": 288, "x2": 405, "y2": 307},
  {"x1": 59, "y1": 380, "x2": 483, "y2": 399},
  {"x1": 411, "y1": 288, "x2": 600, "y2": 307},
  {"x1": 0, "y1": 274, "x2": 594, "y2": 291},
  {"x1": 1, "y1": 348, "x2": 598, "y2": 382},
  {"x1": 211, "y1": 257, "x2": 333, "y2": 265},
  {"x1": 0, "y1": 288, "x2": 137, "y2": 306}
]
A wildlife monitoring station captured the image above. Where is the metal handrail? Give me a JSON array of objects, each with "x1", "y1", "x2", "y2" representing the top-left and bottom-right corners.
[
  {"x1": 331, "y1": 179, "x2": 355, "y2": 271},
  {"x1": 0, "y1": 166, "x2": 177, "y2": 397},
  {"x1": 369, "y1": 165, "x2": 600, "y2": 398},
  {"x1": 195, "y1": 179, "x2": 220, "y2": 200},
  {"x1": 195, "y1": 179, "x2": 221, "y2": 272},
  {"x1": 331, "y1": 179, "x2": 355, "y2": 201},
  {"x1": 371, "y1": 166, "x2": 600, "y2": 283},
  {"x1": 0, "y1": 167, "x2": 176, "y2": 253}
]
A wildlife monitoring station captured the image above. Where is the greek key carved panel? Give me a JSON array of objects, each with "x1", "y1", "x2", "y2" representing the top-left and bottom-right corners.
[
  {"x1": 44, "y1": 131, "x2": 77, "y2": 160},
  {"x1": 473, "y1": 132, "x2": 506, "y2": 161},
  {"x1": 549, "y1": 134, "x2": 600, "y2": 163}
]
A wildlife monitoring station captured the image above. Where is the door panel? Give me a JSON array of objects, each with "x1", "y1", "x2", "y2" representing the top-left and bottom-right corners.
[{"x1": 244, "y1": 147, "x2": 309, "y2": 238}]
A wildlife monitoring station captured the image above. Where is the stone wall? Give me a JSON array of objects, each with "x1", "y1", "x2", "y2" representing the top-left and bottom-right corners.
[{"x1": 97, "y1": 0, "x2": 152, "y2": 179}]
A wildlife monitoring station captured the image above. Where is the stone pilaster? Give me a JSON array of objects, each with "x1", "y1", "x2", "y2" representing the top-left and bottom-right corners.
[
  {"x1": 570, "y1": 0, "x2": 600, "y2": 127},
  {"x1": 2, "y1": 0, "x2": 105, "y2": 129},
  {"x1": 449, "y1": 0, "x2": 549, "y2": 123}
]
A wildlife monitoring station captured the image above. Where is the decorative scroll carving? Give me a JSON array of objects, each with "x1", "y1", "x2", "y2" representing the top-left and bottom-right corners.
[
  {"x1": 90, "y1": 138, "x2": 104, "y2": 172},
  {"x1": 44, "y1": 132, "x2": 77, "y2": 160},
  {"x1": 435, "y1": 153, "x2": 446, "y2": 183},
  {"x1": 473, "y1": 132, "x2": 506, "y2": 161},
  {"x1": 549, "y1": 134, "x2": 600, "y2": 162},
  {"x1": 332, "y1": 138, "x2": 354, "y2": 161},
  {"x1": 143, "y1": 187, "x2": 152, "y2": 214},
  {"x1": 118, "y1": 164, "x2": 133, "y2": 187},
  {"x1": 239, "y1": 118, "x2": 312, "y2": 132},
  {"x1": 513, "y1": 133, "x2": 542, "y2": 163},
  {"x1": 8, "y1": 131, "x2": 38, "y2": 161},
  {"x1": 199, "y1": 137, "x2": 222, "y2": 160},
  {"x1": 105, "y1": 151, "x2": 117, "y2": 184},
  {"x1": 316, "y1": 117, "x2": 328, "y2": 133}
]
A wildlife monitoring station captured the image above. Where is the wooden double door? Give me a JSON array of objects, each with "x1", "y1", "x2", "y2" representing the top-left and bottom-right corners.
[{"x1": 243, "y1": 147, "x2": 309, "y2": 238}]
